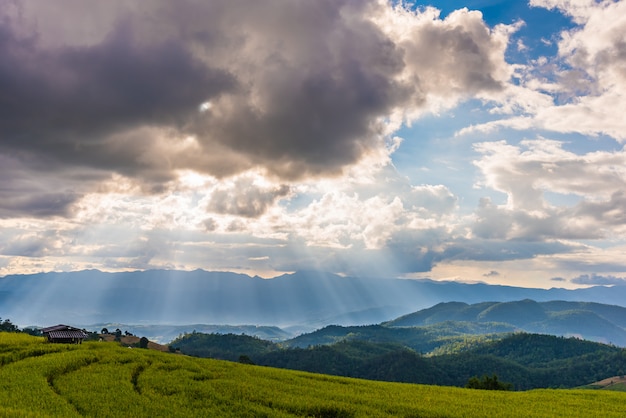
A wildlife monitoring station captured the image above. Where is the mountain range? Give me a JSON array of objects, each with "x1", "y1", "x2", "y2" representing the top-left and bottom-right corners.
[
  {"x1": 383, "y1": 300, "x2": 626, "y2": 346},
  {"x1": 283, "y1": 299, "x2": 626, "y2": 347},
  {"x1": 2, "y1": 269, "x2": 626, "y2": 334}
]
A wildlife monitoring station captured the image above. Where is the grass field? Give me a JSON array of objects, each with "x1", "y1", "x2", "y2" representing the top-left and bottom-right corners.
[{"x1": 1, "y1": 332, "x2": 625, "y2": 417}]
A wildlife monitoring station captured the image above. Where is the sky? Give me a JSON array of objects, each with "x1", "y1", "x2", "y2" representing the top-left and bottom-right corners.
[{"x1": 1, "y1": 0, "x2": 626, "y2": 289}]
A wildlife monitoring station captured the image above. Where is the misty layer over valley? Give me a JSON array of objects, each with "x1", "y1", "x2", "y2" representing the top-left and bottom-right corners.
[{"x1": 3, "y1": 269, "x2": 626, "y2": 345}]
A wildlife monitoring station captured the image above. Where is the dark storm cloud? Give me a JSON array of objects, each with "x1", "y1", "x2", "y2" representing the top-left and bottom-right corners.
[
  {"x1": 0, "y1": 0, "x2": 401, "y2": 181},
  {"x1": 0, "y1": 0, "x2": 511, "y2": 194},
  {"x1": 0, "y1": 24, "x2": 232, "y2": 138},
  {"x1": 186, "y1": 0, "x2": 409, "y2": 179},
  {"x1": 0, "y1": 191, "x2": 80, "y2": 218},
  {"x1": 0, "y1": 12, "x2": 234, "y2": 180},
  {"x1": 0, "y1": 155, "x2": 83, "y2": 218}
]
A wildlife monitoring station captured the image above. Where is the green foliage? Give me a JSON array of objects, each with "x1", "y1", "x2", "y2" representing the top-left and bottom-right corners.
[
  {"x1": 139, "y1": 337, "x2": 149, "y2": 349},
  {"x1": 2, "y1": 332, "x2": 626, "y2": 417},
  {"x1": 21, "y1": 327, "x2": 43, "y2": 337},
  {"x1": 605, "y1": 383, "x2": 626, "y2": 392},
  {"x1": 467, "y1": 333, "x2": 614, "y2": 367},
  {"x1": 0, "y1": 317, "x2": 19, "y2": 333},
  {"x1": 169, "y1": 332, "x2": 277, "y2": 361},
  {"x1": 284, "y1": 323, "x2": 511, "y2": 354},
  {"x1": 466, "y1": 374, "x2": 513, "y2": 391},
  {"x1": 173, "y1": 330, "x2": 626, "y2": 391},
  {"x1": 477, "y1": 300, "x2": 547, "y2": 327},
  {"x1": 238, "y1": 355, "x2": 254, "y2": 365}
]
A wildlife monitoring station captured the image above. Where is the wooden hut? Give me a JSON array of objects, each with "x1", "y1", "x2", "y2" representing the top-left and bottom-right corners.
[{"x1": 41, "y1": 324, "x2": 87, "y2": 344}]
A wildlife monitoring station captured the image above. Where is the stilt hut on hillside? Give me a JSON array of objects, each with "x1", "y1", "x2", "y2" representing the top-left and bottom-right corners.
[{"x1": 42, "y1": 324, "x2": 87, "y2": 344}]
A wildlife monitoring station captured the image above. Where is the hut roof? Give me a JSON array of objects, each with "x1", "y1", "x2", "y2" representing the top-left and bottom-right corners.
[
  {"x1": 47, "y1": 330, "x2": 87, "y2": 339},
  {"x1": 42, "y1": 324, "x2": 87, "y2": 339}
]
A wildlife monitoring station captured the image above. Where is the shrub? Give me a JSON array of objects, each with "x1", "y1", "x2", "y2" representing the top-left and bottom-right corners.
[{"x1": 466, "y1": 374, "x2": 513, "y2": 391}]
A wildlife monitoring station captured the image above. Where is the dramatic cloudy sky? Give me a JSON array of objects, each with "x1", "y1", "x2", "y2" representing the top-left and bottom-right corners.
[{"x1": 1, "y1": 0, "x2": 625, "y2": 288}]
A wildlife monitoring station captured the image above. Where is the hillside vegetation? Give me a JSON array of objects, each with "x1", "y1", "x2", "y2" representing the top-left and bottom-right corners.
[
  {"x1": 171, "y1": 330, "x2": 626, "y2": 390},
  {"x1": 384, "y1": 300, "x2": 626, "y2": 346},
  {"x1": 2, "y1": 333, "x2": 626, "y2": 417}
]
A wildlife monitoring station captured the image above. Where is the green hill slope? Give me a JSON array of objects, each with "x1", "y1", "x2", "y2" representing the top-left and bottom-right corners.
[
  {"x1": 384, "y1": 300, "x2": 626, "y2": 346},
  {"x1": 283, "y1": 322, "x2": 513, "y2": 352},
  {"x1": 2, "y1": 332, "x2": 626, "y2": 417},
  {"x1": 171, "y1": 329, "x2": 626, "y2": 390}
]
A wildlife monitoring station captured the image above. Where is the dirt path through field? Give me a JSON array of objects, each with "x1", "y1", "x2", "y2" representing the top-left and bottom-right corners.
[{"x1": 592, "y1": 376, "x2": 626, "y2": 387}]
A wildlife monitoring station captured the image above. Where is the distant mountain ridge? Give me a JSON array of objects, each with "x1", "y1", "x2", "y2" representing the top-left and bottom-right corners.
[
  {"x1": 2, "y1": 269, "x2": 626, "y2": 330},
  {"x1": 384, "y1": 300, "x2": 626, "y2": 346}
]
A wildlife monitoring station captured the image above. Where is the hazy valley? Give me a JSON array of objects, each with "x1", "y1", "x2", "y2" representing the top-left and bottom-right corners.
[{"x1": 3, "y1": 270, "x2": 626, "y2": 338}]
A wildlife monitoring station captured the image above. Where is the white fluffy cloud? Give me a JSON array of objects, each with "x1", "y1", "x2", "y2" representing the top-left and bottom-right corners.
[
  {"x1": 461, "y1": 0, "x2": 626, "y2": 140},
  {"x1": 473, "y1": 138, "x2": 626, "y2": 240}
]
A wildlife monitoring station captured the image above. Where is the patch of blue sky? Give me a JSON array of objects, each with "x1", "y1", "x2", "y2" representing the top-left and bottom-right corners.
[
  {"x1": 558, "y1": 133, "x2": 624, "y2": 155},
  {"x1": 393, "y1": 99, "x2": 519, "y2": 176},
  {"x1": 578, "y1": 238, "x2": 626, "y2": 251},
  {"x1": 280, "y1": 191, "x2": 316, "y2": 211},
  {"x1": 524, "y1": 128, "x2": 624, "y2": 155},
  {"x1": 393, "y1": 126, "x2": 507, "y2": 212},
  {"x1": 393, "y1": 121, "x2": 472, "y2": 183}
]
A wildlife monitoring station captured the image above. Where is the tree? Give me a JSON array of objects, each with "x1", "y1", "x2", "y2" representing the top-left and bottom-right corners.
[
  {"x1": 139, "y1": 337, "x2": 149, "y2": 349},
  {"x1": 22, "y1": 327, "x2": 42, "y2": 336},
  {"x1": 0, "y1": 318, "x2": 19, "y2": 333},
  {"x1": 239, "y1": 355, "x2": 255, "y2": 365},
  {"x1": 466, "y1": 374, "x2": 513, "y2": 391}
]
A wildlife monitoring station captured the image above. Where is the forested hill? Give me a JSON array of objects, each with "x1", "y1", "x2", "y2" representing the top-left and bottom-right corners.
[
  {"x1": 169, "y1": 300, "x2": 626, "y2": 390},
  {"x1": 170, "y1": 331, "x2": 626, "y2": 391},
  {"x1": 383, "y1": 300, "x2": 626, "y2": 346}
]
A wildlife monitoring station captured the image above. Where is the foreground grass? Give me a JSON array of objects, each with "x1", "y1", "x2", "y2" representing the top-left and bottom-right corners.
[{"x1": 1, "y1": 333, "x2": 625, "y2": 417}]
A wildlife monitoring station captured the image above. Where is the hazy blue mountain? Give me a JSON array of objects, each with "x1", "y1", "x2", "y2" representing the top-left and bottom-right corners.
[
  {"x1": 89, "y1": 323, "x2": 293, "y2": 344},
  {"x1": 476, "y1": 299, "x2": 548, "y2": 327},
  {"x1": 527, "y1": 311, "x2": 625, "y2": 345},
  {"x1": 385, "y1": 300, "x2": 626, "y2": 346},
  {"x1": 539, "y1": 301, "x2": 626, "y2": 328},
  {"x1": 2, "y1": 269, "x2": 626, "y2": 331}
]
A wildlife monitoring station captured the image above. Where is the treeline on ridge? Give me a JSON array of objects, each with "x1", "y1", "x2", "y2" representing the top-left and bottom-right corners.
[{"x1": 170, "y1": 330, "x2": 626, "y2": 390}]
